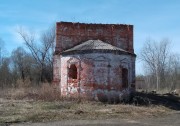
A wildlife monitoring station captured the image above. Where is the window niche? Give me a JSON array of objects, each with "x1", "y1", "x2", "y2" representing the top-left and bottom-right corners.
[{"x1": 68, "y1": 64, "x2": 77, "y2": 79}]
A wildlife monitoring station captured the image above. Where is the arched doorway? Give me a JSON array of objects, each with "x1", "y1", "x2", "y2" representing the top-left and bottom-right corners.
[
  {"x1": 68, "y1": 64, "x2": 77, "y2": 79},
  {"x1": 67, "y1": 64, "x2": 79, "y2": 96}
]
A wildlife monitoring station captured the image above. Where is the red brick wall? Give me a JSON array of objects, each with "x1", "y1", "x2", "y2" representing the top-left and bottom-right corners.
[{"x1": 55, "y1": 22, "x2": 134, "y2": 54}]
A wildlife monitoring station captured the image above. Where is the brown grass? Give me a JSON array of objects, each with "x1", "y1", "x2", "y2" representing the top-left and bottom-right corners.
[
  {"x1": 0, "y1": 98, "x2": 171, "y2": 124},
  {"x1": 0, "y1": 83, "x2": 62, "y2": 101},
  {"x1": 0, "y1": 84, "x2": 176, "y2": 124}
]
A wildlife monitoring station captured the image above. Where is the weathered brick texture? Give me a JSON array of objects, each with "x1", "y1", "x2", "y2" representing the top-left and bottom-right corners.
[{"x1": 55, "y1": 22, "x2": 134, "y2": 54}]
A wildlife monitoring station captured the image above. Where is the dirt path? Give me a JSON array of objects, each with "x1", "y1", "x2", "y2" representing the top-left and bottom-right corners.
[{"x1": 10, "y1": 112, "x2": 180, "y2": 126}]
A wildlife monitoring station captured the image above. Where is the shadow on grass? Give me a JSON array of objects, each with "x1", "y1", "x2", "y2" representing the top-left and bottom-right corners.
[{"x1": 131, "y1": 92, "x2": 180, "y2": 111}]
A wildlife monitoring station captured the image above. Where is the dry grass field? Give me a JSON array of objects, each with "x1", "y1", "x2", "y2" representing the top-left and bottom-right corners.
[{"x1": 0, "y1": 84, "x2": 179, "y2": 125}]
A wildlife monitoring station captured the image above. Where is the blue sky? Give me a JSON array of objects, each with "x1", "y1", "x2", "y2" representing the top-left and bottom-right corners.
[{"x1": 0, "y1": 0, "x2": 180, "y2": 74}]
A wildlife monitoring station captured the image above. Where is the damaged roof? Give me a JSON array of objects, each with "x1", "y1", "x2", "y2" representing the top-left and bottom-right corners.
[
  {"x1": 61, "y1": 40, "x2": 136, "y2": 56},
  {"x1": 63, "y1": 40, "x2": 127, "y2": 52}
]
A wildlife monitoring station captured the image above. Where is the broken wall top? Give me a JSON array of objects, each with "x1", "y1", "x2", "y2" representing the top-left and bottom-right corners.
[{"x1": 55, "y1": 21, "x2": 134, "y2": 54}]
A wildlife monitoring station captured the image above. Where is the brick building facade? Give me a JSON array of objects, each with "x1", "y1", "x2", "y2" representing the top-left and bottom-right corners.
[{"x1": 53, "y1": 22, "x2": 136, "y2": 102}]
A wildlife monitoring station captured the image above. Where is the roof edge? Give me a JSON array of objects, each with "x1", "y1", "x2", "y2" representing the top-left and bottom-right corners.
[
  {"x1": 56, "y1": 21, "x2": 133, "y2": 27},
  {"x1": 61, "y1": 49, "x2": 136, "y2": 57}
]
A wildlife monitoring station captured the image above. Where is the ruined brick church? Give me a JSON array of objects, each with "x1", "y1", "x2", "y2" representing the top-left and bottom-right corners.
[{"x1": 53, "y1": 22, "x2": 136, "y2": 102}]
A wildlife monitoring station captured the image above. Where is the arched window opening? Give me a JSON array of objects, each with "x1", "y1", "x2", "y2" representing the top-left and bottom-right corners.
[
  {"x1": 122, "y1": 68, "x2": 128, "y2": 88},
  {"x1": 68, "y1": 64, "x2": 77, "y2": 79}
]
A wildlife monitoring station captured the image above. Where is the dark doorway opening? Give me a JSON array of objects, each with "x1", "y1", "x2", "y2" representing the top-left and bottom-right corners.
[
  {"x1": 68, "y1": 64, "x2": 77, "y2": 79},
  {"x1": 122, "y1": 68, "x2": 128, "y2": 88}
]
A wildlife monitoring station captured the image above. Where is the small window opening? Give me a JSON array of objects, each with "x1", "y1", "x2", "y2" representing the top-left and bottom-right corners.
[
  {"x1": 122, "y1": 68, "x2": 128, "y2": 88},
  {"x1": 68, "y1": 64, "x2": 77, "y2": 79}
]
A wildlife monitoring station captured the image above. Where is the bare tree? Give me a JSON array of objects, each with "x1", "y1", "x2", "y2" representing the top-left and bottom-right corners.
[
  {"x1": 40, "y1": 26, "x2": 55, "y2": 81},
  {"x1": 140, "y1": 38, "x2": 171, "y2": 91},
  {"x1": 11, "y1": 47, "x2": 34, "y2": 81},
  {"x1": 0, "y1": 58, "x2": 12, "y2": 88},
  {"x1": 12, "y1": 47, "x2": 26, "y2": 81},
  {"x1": 166, "y1": 54, "x2": 180, "y2": 90},
  {"x1": 17, "y1": 26, "x2": 55, "y2": 83}
]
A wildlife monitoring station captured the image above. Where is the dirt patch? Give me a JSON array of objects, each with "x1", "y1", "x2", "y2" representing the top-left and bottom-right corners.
[{"x1": 10, "y1": 112, "x2": 180, "y2": 126}]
